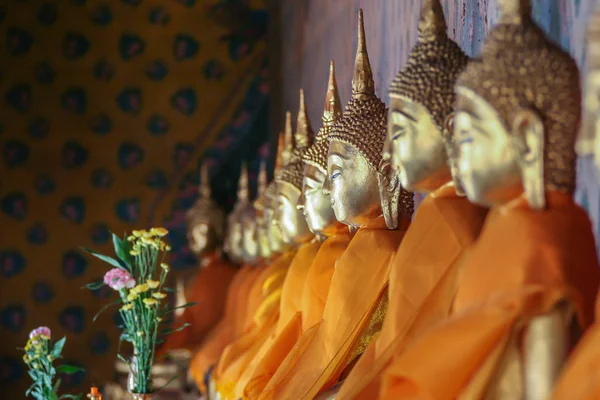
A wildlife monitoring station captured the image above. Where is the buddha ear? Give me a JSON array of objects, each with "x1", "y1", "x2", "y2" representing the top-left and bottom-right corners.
[
  {"x1": 512, "y1": 108, "x2": 545, "y2": 209},
  {"x1": 443, "y1": 111, "x2": 455, "y2": 135},
  {"x1": 377, "y1": 159, "x2": 400, "y2": 229}
]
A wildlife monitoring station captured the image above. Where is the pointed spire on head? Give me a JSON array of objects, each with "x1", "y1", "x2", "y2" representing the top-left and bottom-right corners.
[
  {"x1": 237, "y1": 162, "x2": 249, "y2": 201},
  {"x1": 199, "y1": 161, "x2": 211, "y2": 200},
  {"x1": 275, "y1": 130, "x2": 285, "y2": 171},
  {"x1": 418, "y1": 0, "x2": 447, "y2": 42},
  {"x1": 498, "y1": 0, "x2": 531, "y2": 25},
  {"x1": 352, "y1": 9, "x2": 376, "y2": 100},
  {"x1": 257, "y1": 159, "x2": 267, "y2": 196},
  {"x1": 282, "y1": 111, "x2": 294, "y2": 166},
  {"x1": 322, "y1": 60, "x2": 342, "y2": 127},
  {"x1": 295, "y1": 89, "x2": 314, "y2": 149}
]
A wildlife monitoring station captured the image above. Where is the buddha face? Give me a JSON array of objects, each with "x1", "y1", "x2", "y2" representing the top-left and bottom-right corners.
[
  {"x1": 264, "y1": 189, "x2": 285, "y2": 254},
  {"x1": 386, "y1": 96, "x2": 450, "y2": 192},
  {"x1": 579, "y1": 71, "x2": 600, "y2": 173},
  {"x1": 454, "y1": 86, "x2": 523, "y2": 207},
  {"x1": 188, "y1": 220, "x2": 212, "y2": 256},
  {"x1": 225, "y1": 214, "x2": 244, "y2": 263},
  {"x1": 240, "y1": 208, "x2": 259, "y2": 263},
  {"x1": 299, "y1": 164, "x2": 337, "y2": 236},
  {"x1": 274, "y1": 181, "x2": 313, "y2": 245},
  {"x1": 324, "y1": 141, "x2": 381, "y2": 228}
]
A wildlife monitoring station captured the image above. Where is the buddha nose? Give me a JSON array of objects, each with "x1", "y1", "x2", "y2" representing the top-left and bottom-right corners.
[
  {"x1": 322, "y1": 176, "x2": 331, "y2": 195},
  {"x1": 382, "y1": 136, "x2": 392, "y2": 161}
]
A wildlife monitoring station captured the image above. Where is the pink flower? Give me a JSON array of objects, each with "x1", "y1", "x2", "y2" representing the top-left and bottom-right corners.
[
  {"x1": 29, "y1": 326, "x2": 51, "y2": 340},
  {"x1": 104, "y1": 268, "x2": 136, "y2": 291}
]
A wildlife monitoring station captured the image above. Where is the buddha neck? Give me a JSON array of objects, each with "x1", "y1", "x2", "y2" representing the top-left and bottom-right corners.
[{"x1": 412, "y1": 169, "x2": 453, "y2": 194}]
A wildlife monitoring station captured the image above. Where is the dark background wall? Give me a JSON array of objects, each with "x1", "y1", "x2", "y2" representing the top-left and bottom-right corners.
[{"x1": 0, "y1": 0, "x2": 271, "y2": 396}]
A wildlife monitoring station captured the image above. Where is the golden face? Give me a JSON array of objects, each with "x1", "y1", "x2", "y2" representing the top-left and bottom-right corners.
[
  {"x1": 386, "y1": 96, "x2": 449, "y2": 192},
  {"x1": 274, "y1": 181, "x2": 313, "y2": 245},
  {"x1": 188, "y1": 221, "x2": 210, "y2": 255},
  {"x1": 241, "y1": 210, "x2": 259, "y2": 262},
  {"x1": 299, "y1": 164, "x2": 336, "y2": 236},
  {"x1": 226, "y1": 215, "x2": 244, "y2": 263},
  {"x1": 264, "y1": 190, "x2": 285, "y2": 254},
  {"x1": 324, "y1": 141, "x2": 381, "y2": 228},
  {"x1": 454, "y1": 86, "x2": 523, "y2": 207}
]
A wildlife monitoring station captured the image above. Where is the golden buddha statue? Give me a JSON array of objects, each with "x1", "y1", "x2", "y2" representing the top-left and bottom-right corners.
[
  {"x1": 241, "y1": 61, "x2": 355, "y2": 400},
  {"x1": 158, "y1": 162, "x2": 237, "y2": 357},
  {"x1": 259, "y1": 10, "x2": 414, "y2": 400},
  {"x1": 377, "y1": 1, "x2": 600, "y2": 399},
  {"x1": 337, "y1": 1, "x2": 488, "y2": 398},
  {"x1": 214, "y1": 117, "x2": 300, "y2": 400},
  {"x1": 255, "y1": 160, "x2": 273, "y2": 260},
  {"x1": 550, "y1": 9, "x2": 600, "y2": 400}
]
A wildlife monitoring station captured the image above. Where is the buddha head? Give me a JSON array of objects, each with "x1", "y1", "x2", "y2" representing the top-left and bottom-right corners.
[
  {"x1": 275, "y1": 90, "x2": 315, "y2": 245},
  {"x1": 301, "y1": 60, "x2": 343, "y2": 238},
  {"x1": 229, "y1": 162, "x2": 259, "y2": 264},
  {"x1": 186, "y1": 161, "x2": 226, "y2": 260},
  {"x1": 384, "y1": 0, "x2": 469, "y2": 194},
  {"x1": 254, "y1": 159, "x2": 273, "y2": 259},
  {"x1": 454, "y1": 0, "x2": 581, "y2": 209},
  {"x1": 325, "y1": 10, "x2": 414, "y2": 229},
  {"x1": 578, "y1": 8, "x2": 600, "y2": 174}
]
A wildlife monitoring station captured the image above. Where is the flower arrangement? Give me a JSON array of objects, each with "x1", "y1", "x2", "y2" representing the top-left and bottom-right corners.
[
  {"x1": 21, "y1": 326, "x2": 84, "y2": 400},
  {"x1": 83, "y1": 228, "x2": 193, "y2": 395}
]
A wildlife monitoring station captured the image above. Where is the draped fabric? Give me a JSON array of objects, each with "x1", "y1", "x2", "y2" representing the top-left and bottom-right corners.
[
  {"x1": 259, "y1": 216, "x2": 409, "y2": 400},
  {"x1": 338, "y1": 184, "x2": 488, "y2": 399},
  {"x1": 379, "y1": 193, "x2": 600, "y2": 400}
]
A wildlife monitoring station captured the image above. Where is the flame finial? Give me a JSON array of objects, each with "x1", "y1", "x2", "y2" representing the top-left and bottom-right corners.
[
  {"x1": 418, "y1": 0, "x2": 447, "y2": 42},
  {"x1": 322, "y1": 60, "x2": 342, "y2": 127},
  {"x1": 199, "y1": 161, "x2": 211, "y2": 199},
  {"x1": 352, "y1": 9, "x2": 376, "y2": 100},
  {"x1": 295, "y1": 89, "x2": 314, "y2": 149},
  {"x1": 498, "y1": 0, "x2": 531, "y2": 25},
  {"x1": 237, "y1": 162, "x2": 249, "y2": 201}
]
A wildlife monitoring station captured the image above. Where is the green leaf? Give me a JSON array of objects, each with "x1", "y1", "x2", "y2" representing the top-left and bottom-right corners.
[
  {"x1": 113, "y1": 233, "x2": 133, "y2": 272},
  {"x1": 160, "y1": 302, "x2": 196, "y2": 317},
  {"x1": 52, "y1": 337, "x2": 66, "y2": 359},
  {"x1": 92, "y1": 299, "x2": 121, "y2": 322},
  {"x1": 153, "y1": 373, "x2": 179, "y2": 393},
  {"x1": 53, "y1": 377, "x2": 62, "y2": 392},
  {"x1": 163, "y1": 287, "x2": 176, "y2": 293},
  {"x1": 83, "y1": 280, "x2": 105, "y2": 290},
  {"x1": 60, "y1": 394, "x2": 82, "y2": 400},
  {"x1": 56, "y1": 364, "x2": 84, "y2": 375},
  {"x1": 161, "y1": 323, "x2": 191, "y2": 335},
  {"x1": 80, "y1": 247, "x2": 124, "y2": 270}
]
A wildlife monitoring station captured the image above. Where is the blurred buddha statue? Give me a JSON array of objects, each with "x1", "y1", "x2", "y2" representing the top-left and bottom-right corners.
[
  {"x1": 259, "y1": 10, "x2": 414, "y2": 400},
  {"x1": 338, "y1": 1, "x2": 488, "y2": 398},
  {"x1": 189, "y1": 163, "x2": 264, "y2": 393},
  {"x1": 214, "y1": 116, "x2": 299, "y2": 400},
  {"x1": 220, "y1": 89, "x2": 321, "y2": 399},
  {"x1": 550, "y1": 7, "x2": 600, "y2": 400},
  {"x1": 378, "y1": 1, "x2": 599, "y2": 399},
  {"x1": 243, "y1": 60, "x2": 355, "y2": 400},
  {"x1": 158, "y1": 162, "x2": 238, "y2": 357}
]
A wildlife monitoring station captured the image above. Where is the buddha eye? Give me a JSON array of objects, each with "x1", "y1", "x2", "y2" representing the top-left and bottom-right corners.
[
  {"x1": 331, "y1": 171, "x2": 341, "y2": 180},
  {"x1": 392, "y1": 125, "x2": 406, "y2": 140}
]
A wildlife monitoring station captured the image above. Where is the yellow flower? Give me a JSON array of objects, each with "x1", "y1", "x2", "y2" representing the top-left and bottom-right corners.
[
  {"x1": 146, "y1": 280, "x2": 159, "y2": 289},
  {"x1": 129, "y1": 250, "x2": 139, "y2": 256},
  {"x1": 165, "y1": 245, "x2": 172, "y2": 251},
  {"x1": 127, "y1": 235, "x2": 136, "y2": 242},
  {"x1": 132, "y1": 230, "x2": 144, "y2": 237},
  {"x1": 126, "y1": 292, "x2": 139, "y2": 302},
  {"x1": 137, "y1": 331, "x2": 144, "y2": 336},
  {"x1": 132, "y1": 283, "x2": 149, "y2": 294},
  {"x1": 156, "y1": 317, "x2": 162, "y2": 323},
  {"x1": 152, "y1": 292, "x2": 166, "y2": 299},
  {"x1": 23, "y1": 354, "x2": 31, "y2": 364},
  {"x1": 47, "y1": 355, "x2": 55, "y2": 362},
  {"x1": 143, "y1": 298, "x2": 158, "y2": 307},
  {"x1": 121, "y1": 303, "x2": 133, "y2": 311},
  {"x1": 151, "y1": 227, "x2": 168, "y2": 237},
  {"x1": 160, "y1": 263, "x2": 169, "y2": 271}
]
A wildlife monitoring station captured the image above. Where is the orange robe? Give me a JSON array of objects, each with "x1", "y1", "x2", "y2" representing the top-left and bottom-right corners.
[
  {"x1": 157, "y1": 253, "x2": 237, "y2": 355},
  {"x1": 338, "y1": 184, "x2": 488, "y2": 399},
  {"x1": 550, "y1": 292, "x2": 600, "y2": 400},
  {"x1": 242, "y1": 229, "x2": 352, "y2": 400},
  {"x1": 259, "y1": 216, "x2": 410, "y2": 400},
  {"x1": 189, "y1": 264, "x2": 259, "y2": 390},
  {"x1": 229, "y1": 240, "x2": 323, "y2": 399},
  {"x1": 215, "y1": 250, "x2": 297, "y2": 399},
  {"x1": 379, "y1": 193, "x2": 600, "y2": 400}
]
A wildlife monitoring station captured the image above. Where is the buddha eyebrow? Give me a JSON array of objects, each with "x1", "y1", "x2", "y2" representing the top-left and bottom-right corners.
[{"x1": 394, "y1": 109, "x2": 417, "y2": 123}]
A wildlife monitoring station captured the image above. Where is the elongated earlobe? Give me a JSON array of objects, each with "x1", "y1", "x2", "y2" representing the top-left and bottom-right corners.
[{"x1": 513, "y1": 108, "x2": 545, "y2": 209}]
